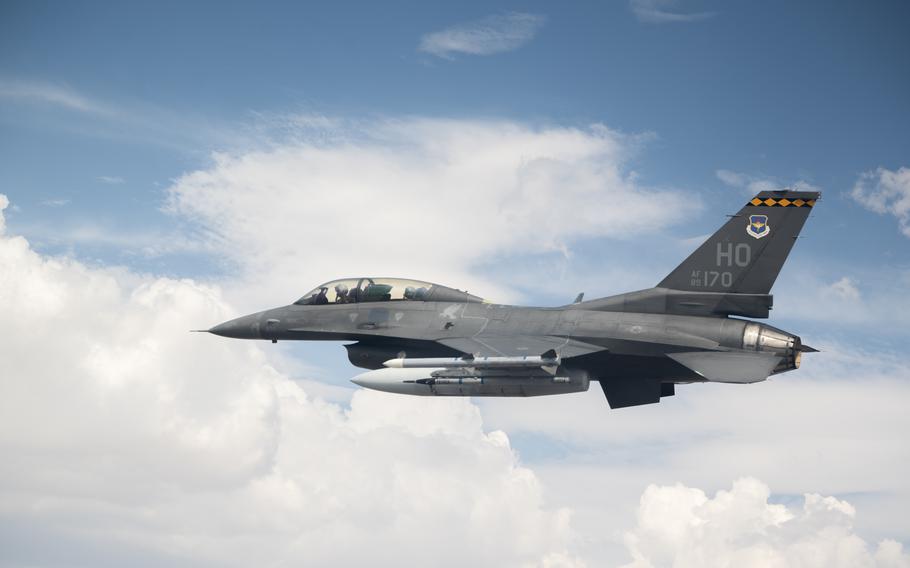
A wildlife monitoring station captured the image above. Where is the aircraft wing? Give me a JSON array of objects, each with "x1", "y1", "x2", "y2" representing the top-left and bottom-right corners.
[
  {"x1": 437, "y1": 335, "x2": 606, "y2": 359},
  {"x1": 598, "y1": 350, "x2": 781, "y2": 409},
  {"x1": 667, "y1": 351, "x2": 781, "y2": 383}
]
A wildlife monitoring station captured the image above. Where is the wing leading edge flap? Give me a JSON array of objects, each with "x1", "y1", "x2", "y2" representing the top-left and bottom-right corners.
[
  {"x1": 667, "y1": 351, "x2": 780, "y2": 384},
  {"x1": 437, "y1": 335, "x2": 606, "y2": 359}
]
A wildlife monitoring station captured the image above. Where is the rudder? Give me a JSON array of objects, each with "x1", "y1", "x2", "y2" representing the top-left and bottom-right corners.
[{"x1": 658, "y1": 190, "x2": 819, "y2": 294}]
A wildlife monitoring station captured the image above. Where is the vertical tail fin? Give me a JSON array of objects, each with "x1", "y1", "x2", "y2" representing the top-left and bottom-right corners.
[{"x1": 658, "y1": 190, "x2": 819, "y2": 294}]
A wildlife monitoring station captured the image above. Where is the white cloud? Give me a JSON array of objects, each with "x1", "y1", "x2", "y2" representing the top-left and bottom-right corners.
[
  {"x1": 0, "y1": 194, "x2": 8, "y2": 233},
  {"x1": 0, "y1": 77, "x2": 252, "y2": 155},
  {"x1": 715, "y1": 168, "x2": 747, "y2": 187},
  {"x1": 716, "y1": 168, "x2": 820, "y2": 196},
  {"x1": 419, "y1": 12, "x2": 546, "y2": 59},
  {"x1": 98, "y1": 175, "x2": 125, "y2": 184},
  {"x1": 821, "y1": 276, "x2": 860, "y2": 301},
  {"x1": 851, "y1": 166, "x2": 910, "y2": 237},
  {"x1": 478, "y1": 341, "x2": 910, "y2": 561},
  {"x1": 621, "y1": 478, "x2": 909, "y2": 567},
  {"x1": 0, "y1": 78, "x2": 111, "y2": 114},
  {"x1": 11, "y1": 219, "x2": 216, "y2": 259},
  {"x1": 480, "y1": 343, "x2": 910, "y2": 488},
  {"x1": 771, "y1": 266, "x2": 910, "y2": 329},
  {"x1": 165, "y1": 117, "x2": 695, "y2": 310},
  {"x1": 8, "y1": 107, "x2": 910, "y2": 566},
  {"x1": 0, "y1": 195, "x2": 583, "y2": 567},
  {"x1": 630, "y1": 0, "x2": 715, "y2": 23},
  {"x1": 39, "y1": 198, "x2": 70, "y2": 207}
]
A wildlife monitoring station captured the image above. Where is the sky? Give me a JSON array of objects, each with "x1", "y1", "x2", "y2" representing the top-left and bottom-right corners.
[{"x1": 1, "y1": 1, "x2": 909, "y2": 566}]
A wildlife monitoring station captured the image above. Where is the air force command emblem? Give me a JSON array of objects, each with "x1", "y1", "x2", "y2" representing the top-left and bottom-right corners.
[{"x1": 747, "y1": 214, "x2": 770, "y2": 239}]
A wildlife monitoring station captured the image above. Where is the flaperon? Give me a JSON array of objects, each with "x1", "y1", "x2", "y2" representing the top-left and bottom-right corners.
[{"x1": 204, "y1": 190, "x2": 820, "y2": 409}]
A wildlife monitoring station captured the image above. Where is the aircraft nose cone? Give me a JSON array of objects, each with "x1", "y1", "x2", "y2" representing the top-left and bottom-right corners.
[{"x1": 208, "y1": 314, "x2": 261, "y2": 339}]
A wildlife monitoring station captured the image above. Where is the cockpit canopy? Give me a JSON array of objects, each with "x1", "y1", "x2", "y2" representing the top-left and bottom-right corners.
[{"x1": 294, "y1": 277, "x2": 484, "y2": 306}]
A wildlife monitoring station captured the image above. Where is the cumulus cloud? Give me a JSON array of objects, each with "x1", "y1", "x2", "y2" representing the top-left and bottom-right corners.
[
  {"x1": 621, "y1": 478, "x2": 909, "y2": 567},
  {"x1": 0, "y1": 196, "x2": 581, "y2": 567},
  {"x1": 479, "y1": 338, "x2": 910, "y2": 563},
  {"x1": 716, "y1": 169, "x2": 819, "y2": 196},
  {"x1": 166, "y1": 117, "x2": 695, "y2": 309},
  {"x1": 419, "y1": 12, "x2": 546, "y2": 58},
  {"x1": 630, "y1": 0, "x2": 715, "y2": 24},
  {"x1": 482, "y1": 341, "x2": 910, "y2": 488},
  {"x1": 851, "y1": 166, "x2": 910, "y2": 237}
]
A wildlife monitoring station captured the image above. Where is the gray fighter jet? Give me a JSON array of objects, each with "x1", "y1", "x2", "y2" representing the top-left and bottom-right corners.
[{"x1": 205, "y1": 190, "x2": 819, "y2": 408}]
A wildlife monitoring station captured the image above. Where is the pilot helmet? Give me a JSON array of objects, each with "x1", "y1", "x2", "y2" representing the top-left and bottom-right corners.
[{"x1": 335, "y1": 283, "x2": 349, "y2": 294}]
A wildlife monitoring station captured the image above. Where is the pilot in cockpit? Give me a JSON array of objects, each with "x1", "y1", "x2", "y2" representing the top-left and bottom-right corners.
[{"x1": 334, "y1": 283, "x2": 351, "y2": 303}]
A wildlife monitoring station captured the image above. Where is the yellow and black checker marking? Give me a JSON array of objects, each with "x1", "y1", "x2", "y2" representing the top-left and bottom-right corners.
[{"x1": 747, "y1": 197, "x2": 815, "y2": 207}]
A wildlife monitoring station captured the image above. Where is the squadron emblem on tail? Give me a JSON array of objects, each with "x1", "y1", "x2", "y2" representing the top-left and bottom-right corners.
[{"x1": 747, "y1": 214, "x2": 770, "y2": 239}]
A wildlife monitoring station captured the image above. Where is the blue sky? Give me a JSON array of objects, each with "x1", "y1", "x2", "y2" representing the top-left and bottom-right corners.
[
  {"x1": 3, "y1": 0, "x2": 908, "y2": 216},
  {"x1": 2, "y1": 1, "x2": 909, "y2": 566}
]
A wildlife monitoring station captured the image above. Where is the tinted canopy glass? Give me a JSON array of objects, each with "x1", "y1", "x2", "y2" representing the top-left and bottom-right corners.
[{"x1": 295, "y1": 278, "x2": 438, "y2": 305}]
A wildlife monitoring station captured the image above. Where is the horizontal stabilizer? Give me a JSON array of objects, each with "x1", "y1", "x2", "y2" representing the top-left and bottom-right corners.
[{"x1": 667, "y1": 351, "x2": 780, "y2": 384}]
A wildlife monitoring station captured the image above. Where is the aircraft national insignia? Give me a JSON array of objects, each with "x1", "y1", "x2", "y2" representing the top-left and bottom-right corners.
[{"x1": 747, "y1": 214, "x2": 770, "y2": 239}]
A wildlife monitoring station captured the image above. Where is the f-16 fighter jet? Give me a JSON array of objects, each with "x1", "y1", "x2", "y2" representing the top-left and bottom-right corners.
[{"x1": 204, "y1": 190, "x2": 819, "y2": 409}]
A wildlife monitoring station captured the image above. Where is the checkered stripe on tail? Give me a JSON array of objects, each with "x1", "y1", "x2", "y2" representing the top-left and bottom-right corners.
[{"x1": 748, "y1": 197, "x2": 815, "y2": 207}]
